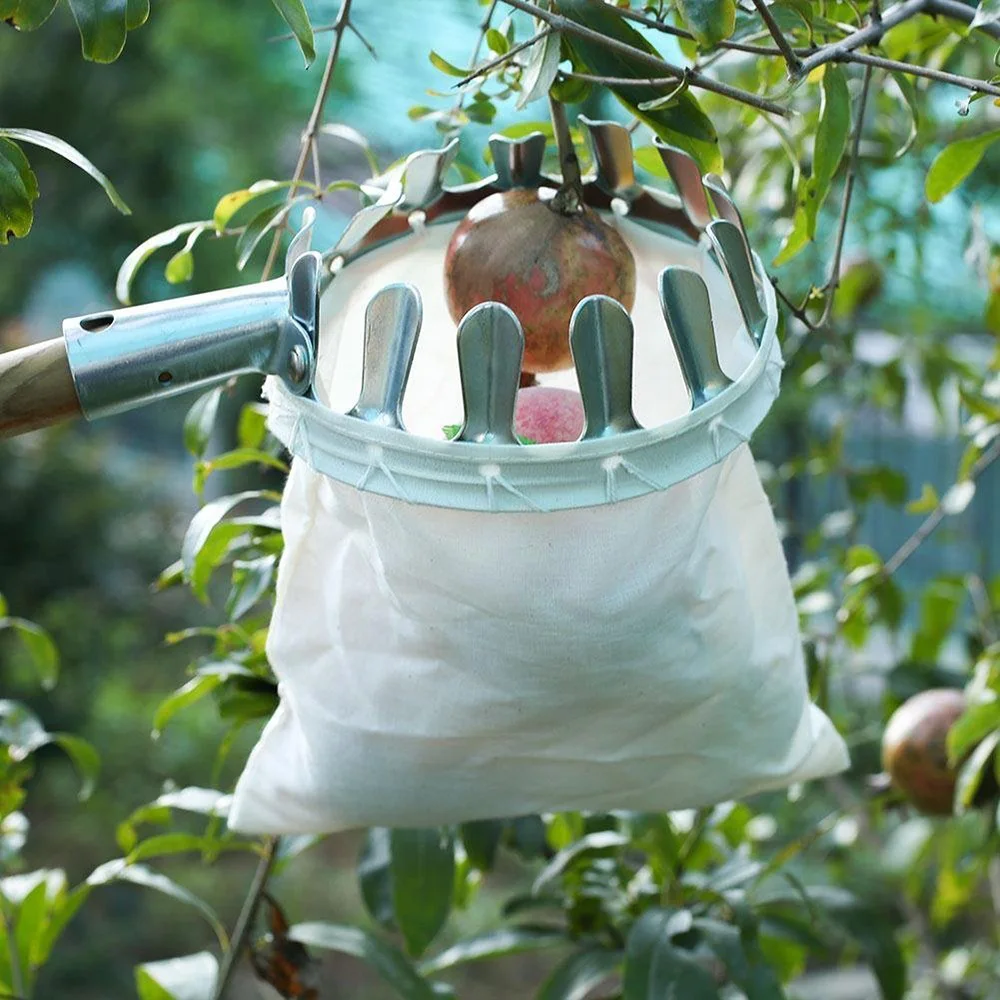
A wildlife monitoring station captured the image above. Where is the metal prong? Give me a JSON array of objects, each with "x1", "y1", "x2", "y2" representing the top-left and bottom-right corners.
[
  {"x1": 655, "y1": 141, "x2": 713, "y2": 230},
  {"x1": 285, "y1": 206, "x2": 316, "y2": 274},
  {"x1": 580, "y1": 117, "x2": 642, "y2": 203},
  {"x1": 347, "y1": 284, "x2": 422, "y2": 429},
  {"x1": 570, "y1": 296, "x2": 640, "y2": 440},
  {"x1": 658, "y1": 267, "x2": 732, "y2": 408},
  {"x1": 704, "y1": 174, "x2": 748, "y2": 241},
  {"x1": 398, "y1": 139, "x2": 460, "y2": 212},
  {"x1": 488, "y1": 133, "x2": 547, "y2": 190},
  {"x1": 706, "y1": 220, "x2": 766, "y2": 344},
  {"x1": 455, "y1": 303, "x2": 524, "y2": 445}
]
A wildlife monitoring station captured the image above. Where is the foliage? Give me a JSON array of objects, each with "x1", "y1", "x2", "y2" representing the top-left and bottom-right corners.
[{"x1": 3, "y1": 1, "x2": 1000, "y2": 999}]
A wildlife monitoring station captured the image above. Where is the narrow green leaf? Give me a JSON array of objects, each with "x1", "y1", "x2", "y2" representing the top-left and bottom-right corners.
[
  {"x1": 888, "y1": 71, "x2": 919, "y2": 160},
  {"x1": 182, "y1": 388, "x2": 224, "y2": 460},
  {"x1": 459, "y1": 820, "x2": 504, "y2": 872},
  {"x1": 125, "y1": 0, "x2": 149, "y2": 30},
  {"x1": 0, "y1": 699, "x2": 50, "y2": 758},
  {"x1": 430, "y1": 50, "x2": 469, "y2": 77},
  {"x1": 537, "y1": 947, "x2": 622, "y2": 1000},
  {"x1": 151, "y1": 675, "x2": 225, "y2": 738},
  {"x1": 135, "y1": 951, "x2": 218, "y2": 1000},
  {"x1": 271, "y1": 0, "x2": 315, "y2": 66},
  {"x1": 181, "y1": 491, "x2": 266, "y2": 581},
  {"x1": 390, "y1": 828, "x2": 455, "y2": 957},
  {"x1": 65, "y1": 0, "x2": 129, "y2": 61},
  {"x1": 226, "y1": 555, "x2": 275, "y2": 622},
  {"x1": 486, "y1": 27, "x2": 510, "y2": 54},
  {"x1": 813, "y1": 67, "x2": 850, "y2": 206},
  {"x1": 517, "y1": 29, "x2": 561, "y2": 108},
  {"x1": 116, "y1": 222, "x2": 205, "y2": 305},
  {"x1": 971, "y1": 0, "x2": 1000, "y2": 29},
  {"x1": 52, "y1": 734, "x2": 100, "y2": 800},
  {"x1": 553, "y1": 0, "x2": 721, "y2": 172},
  {"x1": 359, "y1": 827, "x2": 396, "y2": 929},
  {"x1": 695, "y1": 918, "x2": 786, "y2": 999},
  {"x1": 164, "y1": 249, "x2": 194, "y2": 284},
  {"x1": 956, "y1": 731, "x2": 1000, "y2": 811},
  {"x1": 926, "y1": 129, "x2": 1000, "y2": 203},
  {"x1": 289, "y1": 923, "x2": 436, "y2": 1000},
  {"x1": 0, "y1": 138, "x2": 38, "y2": 245},
  {"x1": 677, "y1": 0, "x2": 736, "y2": 47},
  {"x1": 320, "y1": 124, "x2": 381, "y2": 177},
  {"x1": 128, "y1": 833, "x2": 211, "y2": 864},
  {"x1": 624, "y1": 909, "x2": 721, "y2": 1000},
  {"x1": 948, "y1": 701, "x2": 1000, "y2": 764},
  {"x1": 4, "y1": 617, "x2": 58, "y2": 689},
  {"x1": 533, "y1": 831, "x2": 628, "y2": 894},
  {"x1": 8, "y1": 0, "x2": 59, "y2": 30},
  {"x1": 420, "y1": 927, "x2": 567, "y2": 975}
]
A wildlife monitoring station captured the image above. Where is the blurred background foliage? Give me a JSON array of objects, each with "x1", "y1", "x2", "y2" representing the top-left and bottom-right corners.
[{"x1": 1, "y1": 0, "x2": 1000, "y2": 998}]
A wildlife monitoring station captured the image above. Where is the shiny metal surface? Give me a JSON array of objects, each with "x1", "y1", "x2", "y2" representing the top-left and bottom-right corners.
[
  {"x1": 655, "y1": 141, "x2": 713, "y2": 230},
  {"x1": 64, "y1": 253, "x2": 321, "y2": 420},
  {"x1": 454, "y1": 303, "x2": 524, "y2": 445},
  {"x1": 346, "y1": 284, "x2": 422, "y2": 429},
  {"x1": 570, "y1": 296, "x2": 641, "y2": 439},
  {"x1": 398, "y1": 139, "x2": 460, "y2": 212},
  {"x1": 703, "y1": 174, "x2": 749, "y2": 245},
  {"x1": 489, "y1": 133, "x2": 547, "y2": 190},
  {"x1": 658, "y1": 267, "x2": 733, "y2": 408},
  {"x1": 580, "y1": 117, "x2": 643, "y2": 204},
  {"x1": 706, "y1": 220, "x2": 766, "y2": 344}
]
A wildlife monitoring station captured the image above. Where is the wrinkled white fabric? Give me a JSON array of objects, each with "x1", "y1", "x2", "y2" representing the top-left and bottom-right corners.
[{"x1": 229, "y1": 443, "x2": 848, "y2": 834}]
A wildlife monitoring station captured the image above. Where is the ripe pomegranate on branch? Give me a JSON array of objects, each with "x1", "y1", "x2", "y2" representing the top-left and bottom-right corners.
[{"x1": 443, "y1": 97, "x2": 636, "y2": 376}]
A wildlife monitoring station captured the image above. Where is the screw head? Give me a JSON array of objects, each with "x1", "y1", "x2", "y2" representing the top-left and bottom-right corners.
[{"x1": 288, "y1": 344, "x2": 309, "y2": 384}]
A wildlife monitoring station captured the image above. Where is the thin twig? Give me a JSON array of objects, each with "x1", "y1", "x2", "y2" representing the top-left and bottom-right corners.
[
  {"x1": 749, "y1": 0, "x2": 803, "y2": 74},
  {"x1": 548, "y1": 95, "x2": 583, "y2": 211},
  {"x1": 262, "y1": 0, "x2": 355, "y2": 280},
  {"x1": 838, "y1": 50, "x2": 1000, "y2": 98},
  {"x1": 455, "y1": 27, "x2": 555, "y2": 88},
  {"x1": 211, "y1": 837, "x2": 281, "y2": 1000},
  {"x1": 817, "y1": 63, "x2": 873, "y2": 328},
  {"x1": 925, "y1": 0, "x2": 1000, "y2": 39},
  {"x1": 499, "y1": 0, "x2": 790, "y2": 116},
  {"x1": 347, "y1": 20, "x2": 377, "y2": 58},
  {"x1": 883, "y1": 436, "x2": 1000, "y2": 577},
  {"x1": 453, "y1": 0, "x2": 501, "y2": 110}
]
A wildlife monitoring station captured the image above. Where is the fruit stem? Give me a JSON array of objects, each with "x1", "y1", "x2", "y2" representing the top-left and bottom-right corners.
[{"x1": 548, "y1": 95, "x2": 584, "y2": 215}]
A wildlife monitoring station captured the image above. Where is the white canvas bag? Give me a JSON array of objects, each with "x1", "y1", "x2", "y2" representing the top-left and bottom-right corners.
[{"x1": 227, "y1": 191, "x2": 849, "y2": 835}]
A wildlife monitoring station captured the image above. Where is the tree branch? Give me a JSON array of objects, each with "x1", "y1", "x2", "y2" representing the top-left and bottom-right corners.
[
  {"x1": 838, "y1": 50, "x2": 1000, "y2": 98},
  {"x1": 749, "y1": 0, "x2": 803, "y2": 74},
  {"x1": 262, "y1": 0, "x2": 355, "y2": 280},
  {"x1": 818, "y1": 63, "x2": 873, "y2": 328},
  {"x1": 549, "y1": 96, "x2": 584, "y2": 212},
  {"x1": 455, "y1": 27, "x2": 555, "y2": 88},
  {"x1": 453, "y1": 0, "x2": 502, "y2": 109},
  {"x1": 499, "y1": 0, "x2": 790, "y2": 116},
  {"x1": 211, "y1": 837, "x2": 280, "y2": 1000},
  {"x1": 883, "y1": 436, "x2": 1000, "y2": 577},
  {"x1": 925, "y1": 0, "x2": 1000, "y2": 39}
]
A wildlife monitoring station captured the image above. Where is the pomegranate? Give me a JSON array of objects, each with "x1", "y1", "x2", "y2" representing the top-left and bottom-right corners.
[
  {"x1": 515, "y1": 387, "x2": 585, "y2": 444},
  {"x1": 881, "y1": 688, "x2": 997, "y2": 816},
  {"x1": 443, "y1": 187, "x2": 636, "y2": 374}
]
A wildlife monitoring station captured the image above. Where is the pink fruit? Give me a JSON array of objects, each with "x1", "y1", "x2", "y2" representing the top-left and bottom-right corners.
[
  {"x1": 443, "y1": 187, "x2": 636, "y2": 374},
  {"x1": 514, "y1": 386, "x2": 585, "y2": 444}
]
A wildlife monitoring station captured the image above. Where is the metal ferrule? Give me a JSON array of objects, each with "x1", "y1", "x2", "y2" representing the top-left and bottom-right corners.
[{"x1": 64, "y1": 255, "x2": 321, "y2": 420}]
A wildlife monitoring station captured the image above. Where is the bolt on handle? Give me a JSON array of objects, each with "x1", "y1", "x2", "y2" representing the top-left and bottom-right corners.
[
  {"x1": 455, "y1": 303, "x2": 524, "y2": 445},
  {"x1": 570, "y1": 295, "x2": 640, "y2": 440},
  {"x1": 658, "y1": 266, "x2": 733, "y2": 409},
  {"x1": 347, "y1": 284, "x2": 422, "y2": 429}
]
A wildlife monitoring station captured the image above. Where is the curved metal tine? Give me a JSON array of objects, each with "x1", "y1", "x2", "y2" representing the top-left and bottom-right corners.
[
  {"x1": 570, "y1": 296, "x2": 640, "y2": 440},
  {"x1": 654, "y1": 140, "x2": 713, "y2": 230},
  {"x1": 579, "y1": 117, "x2": 642, "y2": 203},
  {"x1": 489, "y1": 132, "x2": 547, "y2": 190},
  {"x1": 347, "y1": 284, "x2": 422, "y2": 429},
  {"x1": 398, "y1": 138, "x2": 459, "y2": 211},
  {"x1": 704, "y1": 174, "x2": 748, "y2": 242},
  {"x1": 287, "y1": 250, "x2": 322, "y2": 346},
  {"x1": 285, "y1": 206, "x2": 317, "y2": 274},
  {"x1": 706, "y1": 220, "x2": 766, "y2": 345},
  {"x1": 455, "y1": 303, "x2": 524, "y2": 445},
  {"x1": 658, "y1": 267, "x2": 732, "y2": 409}
]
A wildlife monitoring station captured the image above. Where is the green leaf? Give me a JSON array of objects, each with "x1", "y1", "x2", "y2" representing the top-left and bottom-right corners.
[
  {"x1": 905, "y1": 483, "x2": 939, "y2": 514},
  {"x1": 126, "y1": 0, "x2": 149, "y2": 30},
  {"x1": 226, "y1": 556, "x2": 275, "y2": 622},
  {"x1": 537, "y1": 947, "x2": 622, "y2": 1000},
  {"x1": 237, "y1": 402, "x2": 269, "y2": 450},
  {"x1": 430, "y1": 50, "x2": 469, "y2": 78},
  {"x1": 486, "y1": 27, "x2": 510, "y2": 54},
  {"x1": 65, "y1": 0, "x2": 129, "y2": 61},
  {"x1": 694, "y1": 919, "x2": 786, "y2": 999},
  {"x1": 116, "y1": 222, "x2": 205, "y2": 305},
  {"x1": 165, "y1": 250, "x2": 194, "y2": 284},
  {"x1": 52, "y1": 734, "x2": 100, "y2": 800},
  {"x1": 0, "y1": 137, "x2": 38, "y2": 245},
  {"x1": 947, "y1": 700, "x2": 1000, "y2": 763},
  {"x1": 420, "y1": 927, "x2": 567, "y2": 975},
  {"x1": 677, "y1": 0, "x2": 736, "y2": 47},
  {"x1": 0, "y1": 700, "x2": 50, "y2": 758},
  {"x1": 623, "y1": 909, "x2": 721, "y2": 1000},
  {"x1": 359, "y1": 827, "x2": 395, "y2": 929},
  {"x1": 926, "y1": 129, "x2": 1000, "y2": 203},
  {"x1": 390, "y1": 828, "x2": 455, "y2": 957},
  {"x1": 553, "y1": 0, "x2": 721, "y2": 173},
  {"x1": 3, "y1": 617, "x2": 58, "y2": 689},
  {"x1": 180, "y1": 491, "x2": 267, "y2": 591},
  {"x1": 135, "y1": 951, "x2": 218, "y2": 1000},
  {"x1": 289, "y1": 923, "x2": 436, "y2": 1000},
  {"x1": 887, "y1": 71, "x2": 919, "y2": 160},
  {"x1": 193, "y1": 449, "x2": 289, "y2": 496},
  {"x1": 955, "y1": 731, "x2": 1000, "y2": 811},
  {"x1": 533, "y1": 831, "x2": 628, "y2": 893},
  {"x1": 971, "y1": 0, "x2": 1000, "y2": 29},
  {"x1": 270, "y1": 0, "x2": 315, "y2": 66},
  {"x1": 183, "y1": 388, "x2": 224, "y2": 460},
  {"x1": 6, "y1": 0, "x2": 59, "y2": 30},
  {"x1": 87, "y1": 861, "x2": 227, "y2": 949},
  {"x1": 459, "y1": 820, "x2": 504, "y2": 872},
  {"x1": 814, "y1": 67, "x2": 850, "y2": 198},
  {"x1": 128, "y1": 833, "x2": 212, "y2": 864},
  {"x1": 518, "y1": 29, "x2": 562, "y2": 108},
  {"x1": 152, "y1": 675, "x2": 225, "y2": 738}
]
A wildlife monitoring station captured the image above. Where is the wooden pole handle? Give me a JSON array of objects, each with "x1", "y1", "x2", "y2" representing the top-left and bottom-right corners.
[{"x1": 0, "y1": 338, "x2": 83, "y2": 438}]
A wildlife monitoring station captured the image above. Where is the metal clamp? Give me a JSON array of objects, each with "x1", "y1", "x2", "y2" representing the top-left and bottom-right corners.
[{"x1": 64, "y1": 251, "x2": 322, "y2": 420}]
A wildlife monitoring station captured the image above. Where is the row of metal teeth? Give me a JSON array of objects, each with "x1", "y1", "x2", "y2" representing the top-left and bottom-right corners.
[{"x1": 345, "y1": 218, "x2": 765, "y2": 444}]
